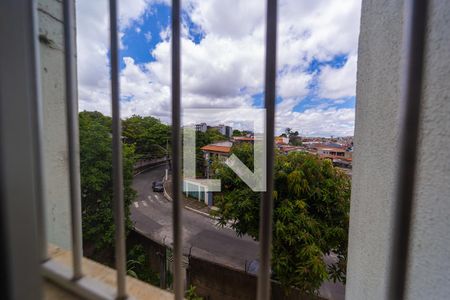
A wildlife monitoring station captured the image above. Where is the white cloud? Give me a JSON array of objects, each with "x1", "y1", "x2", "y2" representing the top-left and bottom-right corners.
[
  {"x1": 76, "y1": 0, "x2": 153, "y2": 114},
  {"x1": 185, "y1": 0, "x2": 265, "y2": 39},
  {"x1": 144, "y1": 31, "x2": 152, "y2": 42},
  {"x1": 119, "y1": 56, "x2": 255, "y2": 122},
  {"x1": 181, "y1": 35, "x2": 265, "y2": 98},
  {"x1": 143, "y1": 28, "x2": 265, "y2": 107},
  {"x1": 318, "y1": 55, "x2": 358, "y2": 99},
  {"x1": 76, "y1": 0, "x2": 362, "y2": 136},
  {"x1": 118, "y1": 0, "x2": 150, "y2": 29},
  {"x1": 121, "y1": 57, "x2": 171, "y2": 119},
  {"x1": 277, "y1": 107, "x2": 355, "y2": 137},
  {"x1": 278, "y1": 72, "x2": 311, "y2": 100}
]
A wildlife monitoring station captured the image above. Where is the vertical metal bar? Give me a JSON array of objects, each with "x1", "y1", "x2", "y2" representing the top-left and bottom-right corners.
[
  {"x1": 257, "y1": 0, "x2": 277, "y2": 299},
  {"x1": 0, "y1": 0, "x2": 46, "y2": 298},
  {"x1": 109, "y1": 0, "x2": 127, "y2": 298},
  {"x1": 387, "y1": 1, "x2": 428, "y2": 299},
  {"x1": 171, "y1": 0, "x2": 183, "y2": 299},
  {"x1": 63, "y1": 0, "x2": 83, "y2": 280},
  {"x1": 31, "y1": 0, "x2": 49, "y2": 266}
]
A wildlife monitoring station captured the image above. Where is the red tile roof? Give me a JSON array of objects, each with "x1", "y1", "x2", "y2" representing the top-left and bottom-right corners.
[{"x1": 201, "y1": 145, "x2": 231, "y2": 153}]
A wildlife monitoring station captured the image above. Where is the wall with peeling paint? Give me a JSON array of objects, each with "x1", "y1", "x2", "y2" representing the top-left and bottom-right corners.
[{"x1": 38, "y1": 0, "x2": 71, "y2": 250}]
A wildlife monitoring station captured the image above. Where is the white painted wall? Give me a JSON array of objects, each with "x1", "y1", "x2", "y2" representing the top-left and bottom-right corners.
[
  {"x1": 405, "y1": 1, "x2": 450, "y2": 298},
  {"x1": 38, "y1": 0, "x2": 72, "y2": 250},
  {"x1": 347, "y1": 1, "x2": 450, "y2": 299}
]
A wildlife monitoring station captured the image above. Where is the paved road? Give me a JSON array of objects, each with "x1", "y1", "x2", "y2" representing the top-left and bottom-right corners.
[
  {"x1": 131, "y1": 164, "x2": 259, "y2": 270},
  {"x1": 131, "y1": 165, "x2": 344, "y2": 299}
]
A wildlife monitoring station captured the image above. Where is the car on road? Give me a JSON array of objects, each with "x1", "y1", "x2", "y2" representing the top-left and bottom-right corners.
[{"x1": 152, "y1": 181, "x2": 164, "y2": 192}]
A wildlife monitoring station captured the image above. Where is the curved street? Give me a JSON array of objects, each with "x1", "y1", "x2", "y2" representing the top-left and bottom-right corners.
[
  {"x1": 131, "y1": 164, "x2": 259, "y2": 271},
  {"x1": 131, "y1": 164, "x2": 344, "y2": 299}
]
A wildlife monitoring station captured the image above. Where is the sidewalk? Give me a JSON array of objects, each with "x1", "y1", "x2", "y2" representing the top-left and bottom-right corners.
[{"x1": 163, "y1": 177, "x2": 212, "y2": 216}]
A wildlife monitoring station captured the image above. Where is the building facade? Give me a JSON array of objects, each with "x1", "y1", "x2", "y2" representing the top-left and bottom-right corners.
[{"x1": 195, "y1": 122, "x2": 207, "y2": 133}]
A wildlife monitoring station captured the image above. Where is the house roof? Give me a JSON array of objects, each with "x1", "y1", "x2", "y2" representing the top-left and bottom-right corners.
[
  {"x1": 211, "y1": 141, "x2": 233, "y2": 147},
  {"x1": 279, "y1": 145, "x2": 304, "y2": 151},
  {"x1": 315, "y1": 146, "x2": 347, "y2": 152},
  {"x1": 201, "y1": 145, "x2": 231, "y2": 153}
]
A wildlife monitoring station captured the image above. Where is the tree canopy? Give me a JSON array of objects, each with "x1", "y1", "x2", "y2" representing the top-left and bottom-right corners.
[
  {"x1": 284, "y1": 127, "x2": 302, "y2": 146},
  {"x1": 212, "y1": 144, "x2": 350, "y2": 294},
  {"x1": 197, "y1": 128, "x2": 227, "y2": 145},
  {"x1": 284, "y1": 127, "x2": 299, "y2": 137},
  {"x1": 232, "y1": 129, "x2": 242, "y2": 136},
  {"x1": 79, "y1": 111, "x2": 163, "y2": 285},
  {"x1": 122, "y1": 115, "x2": 170, "y2": 159},
  {"x1": 79, "y1": 111, "x2": 136, "y2": 256}
]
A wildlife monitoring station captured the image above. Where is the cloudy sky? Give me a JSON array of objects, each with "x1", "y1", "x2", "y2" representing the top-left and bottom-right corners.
[{"x1": 76, "y1": 0, "x2": 361, "y2": 137}]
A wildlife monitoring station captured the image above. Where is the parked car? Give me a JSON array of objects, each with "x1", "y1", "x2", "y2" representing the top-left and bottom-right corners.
[{"x1": 152, "y1": 181, "x2": 164, "y2": 192}]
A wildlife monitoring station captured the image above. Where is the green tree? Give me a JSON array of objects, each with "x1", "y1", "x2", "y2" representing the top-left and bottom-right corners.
[
  {"x1": 79, "y1": 111, "x2": 136, "y2": 259},
  {"x1": 122, "y1": 115, "x2": 170, "y2": 159},
  {"x1": 186, "y1": 285, "x2": 203, "y2": 300},
  {"x1": 212, "y1": 144, "x2": 350, "y2": 294},
  {"x1": 289, "y1": 137, "x2": 303, "y2": 146},
  {"x1": 232, "y1": 129, "x2": 242, "y2": 136},
  {"x1": 195, "y1": 128, "x2": 227, "y2": 177},
  {"x1": 284, "y1": 127, "x2": 299, "y2": 137},
  {"x1": 284, "y1": 128, "x2": 302, "y2": 146},
  {"x1": 127, "y1": 245, "x2": 160, "y2": 286}
]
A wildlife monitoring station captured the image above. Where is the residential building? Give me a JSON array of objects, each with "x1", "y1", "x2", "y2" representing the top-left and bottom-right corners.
[
  {"x1": 277, "y1": 145, "x2": 306, "y2": 154},
  {"x1": 315, "y1": 145, "x2": 347, "y2": 158},
  {"x1": 200, "y1": 141, "x2": 232, "y2": 180},
  {"x1": 195, "y1": 122, "x2": 207, "y2": 132},
  {"x1": 275, "y1": 136, "x2": 289, "y2": 145},
  {"x1": 211, "y1": 124, "x2": 232, "y2": 137},
  {"x1": 232, "y1": 136, "x2": 255, "y2": 143},
  {"x1": 201, "y1": 141, "x2": 233, "y2": 161}
]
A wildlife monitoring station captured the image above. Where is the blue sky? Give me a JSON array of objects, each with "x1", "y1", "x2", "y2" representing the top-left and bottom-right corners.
[
  {"x1": 76, "y1": 0, "x2": 361, "y2": 137},
  {"x1": 121, "y1": 4, "x2": 171, "y2": 65}
]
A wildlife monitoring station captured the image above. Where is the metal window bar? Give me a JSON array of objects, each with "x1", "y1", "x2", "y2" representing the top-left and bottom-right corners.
[
  {"x1": 171, "y1": 0, "x2": 184, "y2": 299},
  {"x1": 257, "y1": 0, "x2": 278, "y2": 299},
  {"x1": 63, "y1": 0, "x2": 84, "y2": 281},
  {"x1": 257, "y1": 0, "x2": 278, "y2": 300},
  {"x1": 387, "y1": 0, "x2": 429, "y2": 299},
  {"x1": 109, "y1": 0, "x2": 128, "y2": 298}
]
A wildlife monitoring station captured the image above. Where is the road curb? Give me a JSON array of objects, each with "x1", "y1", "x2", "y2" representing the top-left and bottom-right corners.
[
  {"x1": 163, "y1": 181, "x2": 215, "y2": 219},
  {"x1": 185, "y1": 205, "x2": 213, "y2": 219}
]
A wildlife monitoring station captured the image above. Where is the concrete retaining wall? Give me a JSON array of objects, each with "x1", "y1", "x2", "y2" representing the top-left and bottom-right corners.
[
  {"x1": 131, "y1": 230, "x2": 321, "y2": 299},
  {"x1": 187, "y1": 256, "x2": 322, "y2": 300}
]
